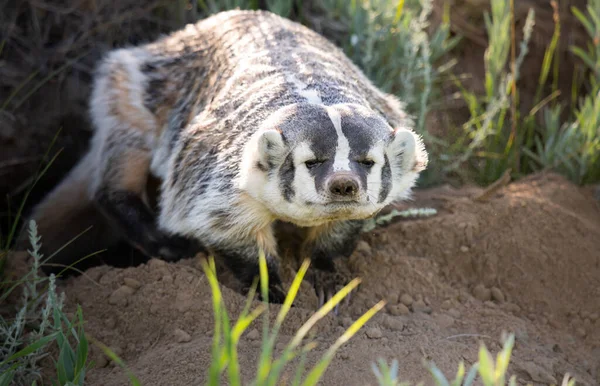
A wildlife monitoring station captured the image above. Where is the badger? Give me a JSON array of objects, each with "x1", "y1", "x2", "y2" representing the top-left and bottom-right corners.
[{"x1": 27, "y1": 10, "x2": 428, "y2": 304}]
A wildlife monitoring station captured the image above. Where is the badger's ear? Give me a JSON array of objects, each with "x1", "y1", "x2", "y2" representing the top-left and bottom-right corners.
[
  {"x1": 256, "y1": 128, "x2": 287, "y2": 171},
  {"x1": 386, "y1": 127, "x2": 428, "y2": 173}
]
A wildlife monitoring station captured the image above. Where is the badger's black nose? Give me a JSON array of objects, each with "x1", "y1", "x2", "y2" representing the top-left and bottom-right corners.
[{"x1": 328, "y1": 173, "x2": 360, "y2": 198}]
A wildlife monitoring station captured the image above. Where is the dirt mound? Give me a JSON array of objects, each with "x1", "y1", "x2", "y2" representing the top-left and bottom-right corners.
[{"x1": 33, "y1": 173, "x2": 596, "y2": 386}]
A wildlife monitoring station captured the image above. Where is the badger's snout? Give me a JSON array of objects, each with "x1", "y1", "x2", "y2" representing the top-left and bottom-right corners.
[{"x1": 327, "y1": 172, "x2": 360, "y2": 200}]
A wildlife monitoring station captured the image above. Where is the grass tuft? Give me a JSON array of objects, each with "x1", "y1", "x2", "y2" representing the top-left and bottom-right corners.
[{"x1": 200, "y1": 250, "x2": 383, "y2": 385}]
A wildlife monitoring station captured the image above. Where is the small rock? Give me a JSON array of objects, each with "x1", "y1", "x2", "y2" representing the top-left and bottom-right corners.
[
  {"x1": 96, "y1": 355, "x2": 109, "y2": 368},
  {"x1": 174, "y1": 328, "x2": 192, "y2": 343},
  {"x1": 382, "y1": 316, "x2": 405, "y2": 331},
  {"x1": 491, "y1": 287, "x2": 505, "y2": 302},
  {"x1": 460, "y1": 245, "x2": 469, "y2": 252},
  {"x1": 412, "y1": 299, "x2": 431, "y2": 314},
  {"x1": 473, "y1": 284, "x2": 491, "y2": 302},
  {"x1": 389, "y1": 304, "x2": 410, "y2": 316},
  {"x1": 355, "y1": 241, "x2": 372, "y2": 256},
  {"x1": 365, "y1": 327, "x2": 383, "y2": 339},
  {"x1": 246, "y1": 329, "x2": 260, "y2": 341},
  {"x1": 123, "y1": 278, "x2": 142, "y2": 290},
  {"x1": 580, "y1": 310, "x2": 590, "y2": 319},
  {"x1": 590, "y1": 312, "x2": 599, "y2": 322},
  {"x1": 441, "y1": 300, "x2": 452, "y2": 310},
  {"x1": 400, "y1": 294, "x2": 413, "y2": 307},
  {"x1": 338, "y1": 351, "x2": 350, "y2": 360},
  {"x1": 276, "y1": 342, "x2": 286, "y2": 350},
  {"x1": 161, "y1": 274, "x2": 173, "y2": 284},
  {"x1": 434, "y1": 313, "x2": 455, "y2": 328},
  {"x1": 484, "y1": 301, "x2": 496, "y2": 308},
  {"x1": 108, "y1": 286, "x2": 135, "y2": 306},
  {"x1": 576, "y1": 328, "x2": 586, "y2": 338},
  {"x1": 458, "y1": 290, "x2": 469, "y2": 303},
  {"x1": 518, "y1": 361, "x2": 557, "y2": 384}
]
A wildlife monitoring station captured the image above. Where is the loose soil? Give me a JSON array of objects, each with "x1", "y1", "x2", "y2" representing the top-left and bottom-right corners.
[{"x1": 13, "y1": 172, "x2": 597, "y2": 386}]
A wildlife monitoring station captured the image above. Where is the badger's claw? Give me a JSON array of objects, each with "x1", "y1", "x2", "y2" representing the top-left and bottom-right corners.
[{"x1": 312, "y1": 268, "x2": 353, "y2": 315}]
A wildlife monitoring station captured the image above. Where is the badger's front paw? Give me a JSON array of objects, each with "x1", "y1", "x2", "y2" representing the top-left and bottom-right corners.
[
  {"x1": 310, "y1": 265, "x2": 354, "y2": 313},
  {"x1": 137, "y1": 232, "x2": 203, "y2": 262},
  {"x1": 241, "y1": 276, "x2": 286, "y2": 304}
]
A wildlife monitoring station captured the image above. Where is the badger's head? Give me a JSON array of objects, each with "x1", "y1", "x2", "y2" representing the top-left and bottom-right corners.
[{"x1": 239, "y1": 103, "x2": 427, "y2": 227}]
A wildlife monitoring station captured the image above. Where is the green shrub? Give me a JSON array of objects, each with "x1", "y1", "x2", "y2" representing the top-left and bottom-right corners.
[
  {"x1": 0, "y1": 221, "x2": 92, "y2": 386},
  {"x1": 524, "y1": 0, "x2": 600, "y2": 184}
]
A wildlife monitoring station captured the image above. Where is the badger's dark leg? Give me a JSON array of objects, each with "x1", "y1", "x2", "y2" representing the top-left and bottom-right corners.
[
  {"x1": 213, "y1": 246, "x2": 286, "y2": 304},
  {"x1": 303, "y1": 220, "x2": 365, "y2": 307},
  {"x1": 206, "y1": 226, "x2": 286, "y2": 303},
  {"x1": 90, "y1": 53, "x2": 201, "y2": 262},
  {"x1": 94, "y1": 185, "x2": 201, "y2": 261}
]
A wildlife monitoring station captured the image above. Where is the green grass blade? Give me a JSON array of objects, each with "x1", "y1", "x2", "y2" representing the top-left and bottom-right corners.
[
  {"x1": 478, "y1": 342, "x2": 495, "y2": 386},
  {"x1": 275, "y1": 259, "x2": 310, "y2": 327},
  {"x1": 0, "y1": 333, "x2": 57, "y2": 366},
  {"x1": 90, "y1": 337, "x2": 141, "y2": 386},
  {"x1": 300, "y1": 300, "x2": 385, "y2": 386},
  {"x1": 200, "y1": 257, "x2": 226, "y2": 385}
]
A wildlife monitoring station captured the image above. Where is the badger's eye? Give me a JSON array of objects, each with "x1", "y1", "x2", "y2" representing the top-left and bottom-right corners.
[
  {"x1": 358, "y1": 159, "x2": 375, "y2": 168},
  {"x1": 305, "y1": 159, "x2": 323, "y2": 169}
]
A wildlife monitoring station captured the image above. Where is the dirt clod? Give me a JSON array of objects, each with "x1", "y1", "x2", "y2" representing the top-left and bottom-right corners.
[
  {"x1": 389, "y1": 304, "x2": 411, "y2": 316},
  {"x1": 124, "y1": 278, "x2": 142, "y2": 290},
  {"x1": 433, "y1": 313, "x2": 455, "y2": 329},
  {"x1": 365, "y1": 327, "x2": 383, "y2": 339},
  {"x1": 173, "y1": 328, "x2": 192, "y2": 343},
  {"x1": 246, "y1": 329, "x2": 260, "y2": 341},
  {"x1": 355, "y1": 241, "x2": 372, "y2": 256},
  {"x1": 491, "y1": 287, "x2": 505, "y2": 303},
  {"x1": 412, "y1": 299, "x2": 431, "y2": 314},
  {"x1": 441, "y1": 300, "x2": 452, "y2": 310},
  {"x1": 382, "y1": 315, "x2": 405, "y2": 331},
  {"x1": 400, "y1": 294, "x2": 414, "y2": 307},
  {"x1": 108, "y1": 285, "x2": 136, "y2": 306},
  {"x1": 473, "y1": 284, "x2": 491, "y2": 302}
]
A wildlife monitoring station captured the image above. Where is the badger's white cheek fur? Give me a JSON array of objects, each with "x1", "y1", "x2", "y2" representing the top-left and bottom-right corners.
[
  {"x1": 291, "y1": 143, "x2": 322, "y2": 205},
  {"x1": 365, "y1": 163, "x2": 383, "y2": 204}
]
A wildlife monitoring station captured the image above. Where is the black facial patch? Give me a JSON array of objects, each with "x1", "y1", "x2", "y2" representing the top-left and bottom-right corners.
[
  {"x1": 310, "y1": 159, "x2": 335, "y2": 194},
  {"x1": 279, "y1": 153, "x2": 295, "y2": 201},
  {"x1": 378, "y1": 154, "x2": 392, "y2": 203},
  {"x1": 349, "y1": 161, "x2": 368, "y2": 195},
  {"x1": 273, "y1": 105, "x2": 338, "y2": 196}
]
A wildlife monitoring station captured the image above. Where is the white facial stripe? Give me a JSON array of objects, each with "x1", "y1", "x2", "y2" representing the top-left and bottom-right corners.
[
  {"x1": 326, "y1": 107, "x2": 351, "y2": 172},
  {"x1": 365, "y1": 142, "x2": 385, "y2": 200},
  {"x1": 285, "y1": 74, "x2": 323, "y2": 104}
]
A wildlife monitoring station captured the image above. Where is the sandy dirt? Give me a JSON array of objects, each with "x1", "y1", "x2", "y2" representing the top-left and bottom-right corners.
[{"x1": 14, "y1": 172, "x2": 592, "y2": 386}]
